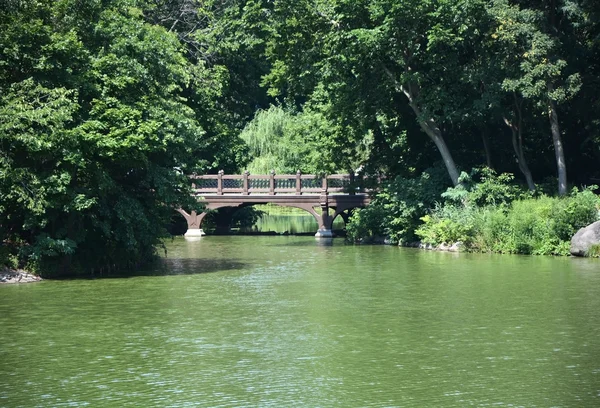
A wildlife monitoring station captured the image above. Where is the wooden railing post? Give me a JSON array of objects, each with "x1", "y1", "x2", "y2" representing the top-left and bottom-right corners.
[
  {"x1": 243, "y1": 170, "x2": 249, "y2": 195},
  {"x1": 217, "y1": 170, "x2": 224, "y2": 195},
  {"x1": 296, "y1": 170, "x2": 302, "y2": 195},
  {"x1": 270, "y1": 170, "x2": 275, "y2": 195},
  {"x1": 322, "y1": 175, "x2": 328, "y2": 193}
]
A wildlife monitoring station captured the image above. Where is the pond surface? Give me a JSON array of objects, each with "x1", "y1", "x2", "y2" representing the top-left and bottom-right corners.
[{"x1": 1, "y1": 236, "x2": 600, "y2": 407}]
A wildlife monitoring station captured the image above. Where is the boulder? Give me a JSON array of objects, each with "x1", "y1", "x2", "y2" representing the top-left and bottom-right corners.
[
  {"x1": 570, "y1": 221, "x2": 600, "y2": 257},
  {"x1": 0, "y1": 268, "x2": 42, "y2": 284}
]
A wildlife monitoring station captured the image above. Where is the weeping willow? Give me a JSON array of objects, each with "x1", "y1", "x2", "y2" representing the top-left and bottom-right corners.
[{"x1": 239, "y1": 105, "x2": 303, "y2": 174}]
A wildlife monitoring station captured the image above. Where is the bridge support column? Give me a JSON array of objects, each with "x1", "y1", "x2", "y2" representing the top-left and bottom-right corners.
[
  {"x1": 315, "y1": 228, "x2": 334, "y2": 238},
  {"x1": 315, "y1": 192, "x2": 334, "y2": 238},
  {"x1": 185, "y1": 227, "x2": 206, "y2": 238},
  {"x1": 177, "y1": 209, "x2": 206, "y2": 238}
]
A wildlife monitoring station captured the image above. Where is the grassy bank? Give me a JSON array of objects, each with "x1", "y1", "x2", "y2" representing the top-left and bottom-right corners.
[{"x1": 347, "y1": 167, "x2": 600, "y2": 256}]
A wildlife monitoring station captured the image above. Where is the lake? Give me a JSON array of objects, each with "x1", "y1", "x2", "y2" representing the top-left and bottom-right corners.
[{"x1": 1, "y1": 236, "x2": 599, "y2": 407}]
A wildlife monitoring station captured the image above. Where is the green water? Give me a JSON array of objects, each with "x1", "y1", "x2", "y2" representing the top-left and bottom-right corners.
[
  {"x1": 1, "y1": 236, "x2": 600, "y2": 407},
  {"x1": 248, "y1": 206, "x2": 345, "y2": 234}
]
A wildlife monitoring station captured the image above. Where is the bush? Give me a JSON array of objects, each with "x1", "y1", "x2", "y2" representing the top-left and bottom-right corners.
[
  {"x1": 416, "y1": 213, "x2": 474, "y2": 246},
  {"x1": 442, "y1": 167, "x2": 530, "y2": 207},
  {"x1": 552, "y1": 187, "x2": 600, "y2": 241},
  {"x1": 417, "y1": 184, "x2": 600, "y2": 256},
  {"x1": 346, "y1": 164, "x2": 450, "y2": 243},
  {"x1": 587, "y1": 244, "x2": 600, "y2": 257},
  {"x1": 348, "y1": 163, "x2": 600, "y2": 256}
]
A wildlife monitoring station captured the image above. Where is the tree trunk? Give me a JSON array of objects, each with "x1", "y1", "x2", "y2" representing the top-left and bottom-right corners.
[
  {"x1": 382, "y1": 66, "x2": 461, "y2": 186},
  {"x1": 504, "y1": 95, "x2": 535, "y2": 191},
  {"x1": 548, "y1": 97, "x2": 568, "y2": 196},
  {"x1": 414, "y1": 114, "x2": 461, "y2": 186},
  {"x1": 480, "y1": 127, "x2": 493, "y2": 169},
  {"x1": 505, "y1": 116, "x2": 536, "y2": 191}
]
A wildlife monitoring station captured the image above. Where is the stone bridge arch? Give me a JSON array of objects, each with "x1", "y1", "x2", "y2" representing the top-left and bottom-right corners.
[
  {"x1": 177, "y1": 196, "x2": 368, "y2": 238},
  {"x1": 178, "y1": 172, "x2": 372, "y2": 238}
]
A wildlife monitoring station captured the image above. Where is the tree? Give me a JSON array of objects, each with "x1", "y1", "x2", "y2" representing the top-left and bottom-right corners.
[
  {"x1": 239, "y1": 104, "x2": 346, "y2": 174},
  {"x1": 490, "y1": 0, "x2": 583, "y2": 195},
  {"x1": 264, "y1": 0, "x2": 499, "y2": 186},
  {"x1": 0, "y1": 0, "x2": 216, "y2": 275}
]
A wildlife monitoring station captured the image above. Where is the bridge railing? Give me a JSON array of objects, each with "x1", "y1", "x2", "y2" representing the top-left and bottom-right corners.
[{"x1": 190, "y1": 171, "x2": 355, "y2": 196}]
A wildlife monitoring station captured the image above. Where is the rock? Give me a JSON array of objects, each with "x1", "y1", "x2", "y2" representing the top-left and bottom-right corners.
[
  {"x1": 0, "y1": 267, "x2": 42, "y2": 284},
  {"x1": 417, "y1": 242, "x2": 434, "y2": 250},
  {"x1": 570, "y1": 221, "x2": 600, "y2": 257},
  {"x1": 449, "y1": 241, "x2": 463, "y2": 252}
]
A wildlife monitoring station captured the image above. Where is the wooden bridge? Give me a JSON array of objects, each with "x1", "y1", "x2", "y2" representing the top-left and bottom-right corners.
[{"x1": 177, "y1": 171, "x2": 371, "y2": 237}]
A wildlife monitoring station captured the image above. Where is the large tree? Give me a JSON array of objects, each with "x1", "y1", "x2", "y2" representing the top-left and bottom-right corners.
[
  {"x1": 264, "y1": 0, "x2": 499, "y2": 186},
  {"x1": 490, "y1": 0, "x2": 584, "y2": 195},
  {"x1": 0, "y1": 0, "x2": 217, "y2": 275}
]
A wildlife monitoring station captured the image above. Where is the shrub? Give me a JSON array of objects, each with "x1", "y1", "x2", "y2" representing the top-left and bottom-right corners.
[
  {"x1": 346, "y1": 164, "x2": 450, "y2": 243},
  {"x1": 442, "y1": 167, "x2": 530, "y2": 207},
  {"x1": 345, "y1": 203, "x2": 389, "y2": 243},
  {"x1": 416, "y1": 214, "x2": 473, "y2": 246},
  {"x1": 470, "y1": 207, "x2": 511, "y2": 253},
  {"x1": 508, "y1": 197, "x2": 558, "y2": 255},
  {"x1": 418, "y1": 185, "x2": 599, "y2": 255},
  {"x1": 551, "y1": 187, "x2": 600, "y2": 241},
  {"x1": 587, "y1": 244, "x2": 600, "y2": 258}
]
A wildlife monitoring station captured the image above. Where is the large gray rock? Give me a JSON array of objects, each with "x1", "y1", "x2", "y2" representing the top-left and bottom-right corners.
[
  {"x1": 570, "y1": 221, "x2": 600, "y2": 257},
  {"x1": 0, "y1": 267, "x2": 42, "y2": 284}
]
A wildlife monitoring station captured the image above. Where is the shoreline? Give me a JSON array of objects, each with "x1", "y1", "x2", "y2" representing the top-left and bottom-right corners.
[{"x1": 0, "y1": 267, "x2": 42, "y2": 284}]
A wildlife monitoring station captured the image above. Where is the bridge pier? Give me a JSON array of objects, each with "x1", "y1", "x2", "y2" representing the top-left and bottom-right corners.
[
  {"x1": 176, "y1": 209, "x2": 207, "y2": 238},
  {"x1": 178, "y1": 172, "x2": 371, "y2": 237},
  {"x1": 185, "y1": 228, "x2": 206, "y2": 238},
  {"x1": 315, "y1": 228, "x2": 334, "y2": 238},
  {"x1": 315, "y1": 196, "x2": 334, "y2": 238}
]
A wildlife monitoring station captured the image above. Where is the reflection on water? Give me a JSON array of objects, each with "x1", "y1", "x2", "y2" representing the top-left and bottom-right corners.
[
  {"x1": 249, "y1": 209, "x2": 346, "y2": 234},
  {"x1": 253, "y1": 213, "x2": 319, "y2": 234},
  {"x1": 1, "y1": 236, "x2": 599, "y2": 407}
]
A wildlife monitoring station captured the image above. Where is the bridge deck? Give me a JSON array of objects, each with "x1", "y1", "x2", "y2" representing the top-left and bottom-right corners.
[
  {"x1": 190, "y1": 172, "x2": 361, "y2": 196},
  {"x1": 182, "y1": 172, "x2": 371, "y2": 238}
]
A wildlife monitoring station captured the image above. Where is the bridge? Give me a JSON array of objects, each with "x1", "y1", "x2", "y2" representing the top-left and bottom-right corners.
[{"x1": 177, "y1": 171, "x2": 371, "y2": 238}]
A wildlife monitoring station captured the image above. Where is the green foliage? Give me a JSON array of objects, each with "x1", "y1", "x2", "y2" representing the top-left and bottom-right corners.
[
  {"x1": 232, "y1": 207, "x2": 265, "y2": 230},
  {"x1": 416, "y1": 185, "x2": 600, "y2": 256},
  {"x1": 587, "y1": 244, "x2": 600, "y2": 258},
  {"x1": 240, "y1": 105, "x2": 308, "y2": 174},
  {"x1": 551, "y1": 187, "x2": 600, "y2": 241},
  {"x1": 0, "y1": 0, "x2": 213, "y2": 276},
  {"x1": 491, "y1": 0, "x2": 582, "y2": 105},
  {"x1": 346, "y1": 164, "x2": 450, "y2": 243},
  {"x1": 240, "y1": 104, "x2": 344, "y2": 174},
  {"x1": 345, "y1": 204, "x2": 389, "y2": 243},
  {"x1": 442, "y1": 168, "x2": 531, "y2": 207},
  {"x1": 3, "y1": 0, "x2": 600, "y2": 272},
  {"x1": 416, "y1": 206, "x2": 477, "y2": 246}
]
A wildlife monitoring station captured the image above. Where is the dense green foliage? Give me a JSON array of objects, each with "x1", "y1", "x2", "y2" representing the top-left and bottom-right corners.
[
  {"x1": 0, "y1": 0, "x2": 256, "y2": 275},
  {"x1": 239, "y1": 105, "x2": 343, "y2": 174},
  {"x1": 415, "y1": 184, "x2": 600, "y2": 256},
  {"x1": 346, "y1": 164, "x2": 450, "y2": 243},
  {"x1": 349, "y1": 166, "x2": 599, "y2": 255},
  {"x1": 2, "y1": 0, "x2": 600, "y2": 275}
]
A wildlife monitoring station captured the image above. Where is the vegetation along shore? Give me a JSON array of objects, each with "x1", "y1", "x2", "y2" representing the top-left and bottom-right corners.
[{"x1": 2, "y1": 1, "x2": 599, "y2": 278}]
